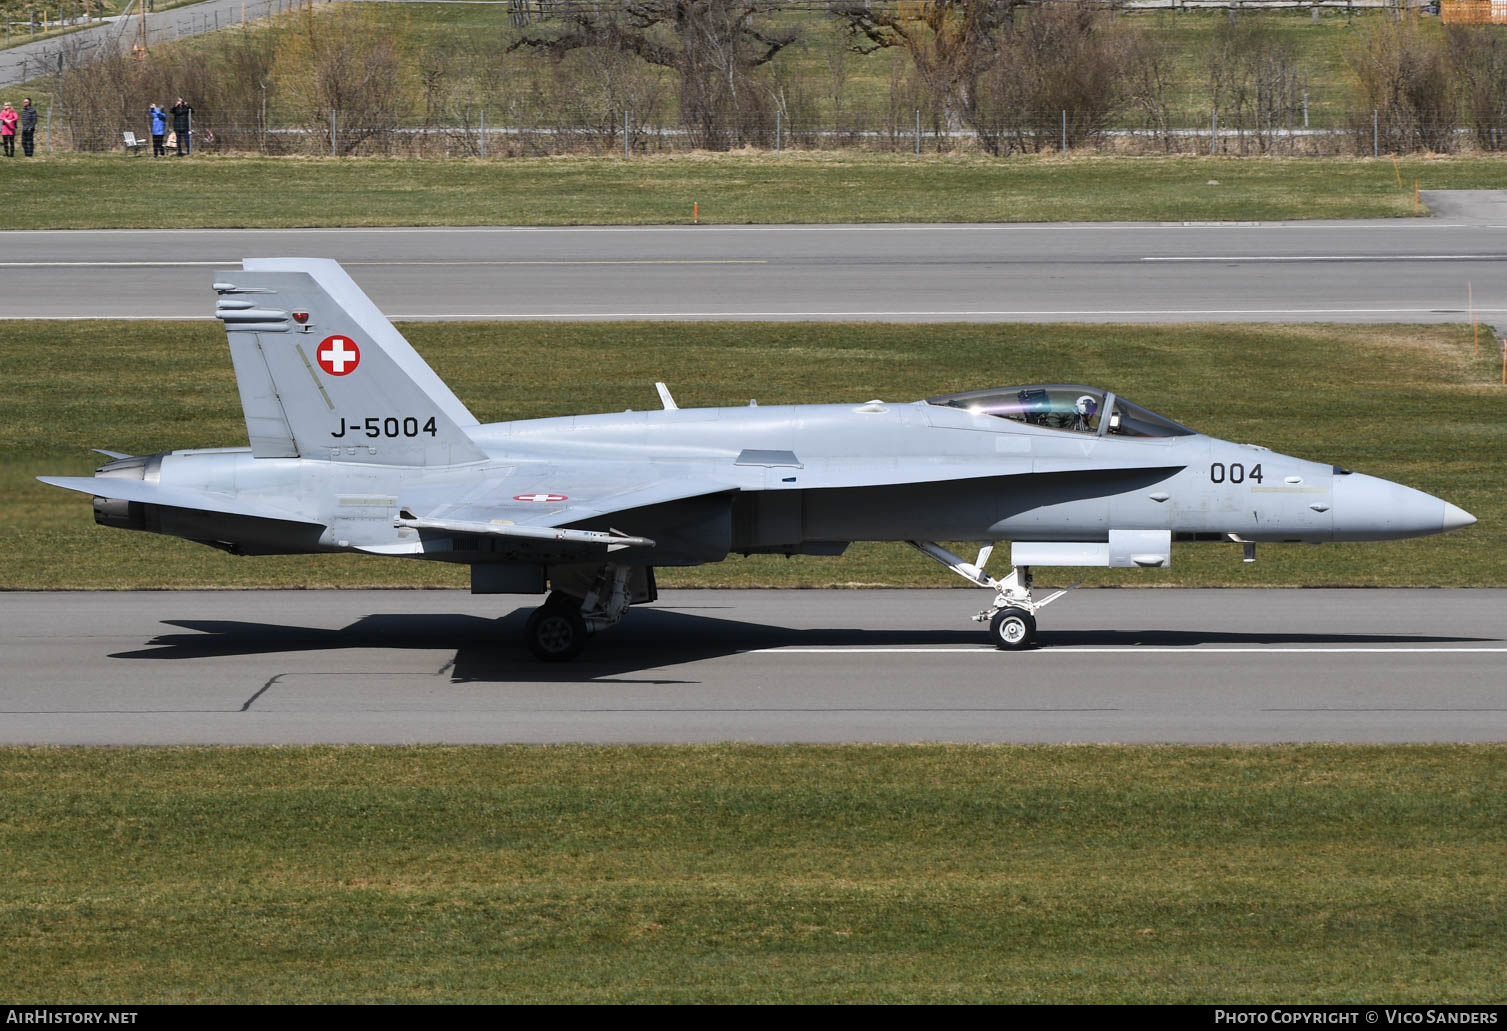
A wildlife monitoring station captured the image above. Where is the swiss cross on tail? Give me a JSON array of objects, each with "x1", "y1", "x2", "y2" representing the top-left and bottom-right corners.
[{"x1": 317, "y1": 335, "x2": 360, "y2": 376}]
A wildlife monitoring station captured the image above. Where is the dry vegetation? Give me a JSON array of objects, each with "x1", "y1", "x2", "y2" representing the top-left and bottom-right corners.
[{"x1": 39, "y1": 3, "x2": 1507, "y2": 156}]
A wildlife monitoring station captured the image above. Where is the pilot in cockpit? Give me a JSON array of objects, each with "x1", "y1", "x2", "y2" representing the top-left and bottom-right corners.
[
  {"x1": 1042, "y1": 393, "x2": 1099, "y2": 432},
  {"x1": 1072, "y1": 394, "x2": 1098, "y2": 431}
]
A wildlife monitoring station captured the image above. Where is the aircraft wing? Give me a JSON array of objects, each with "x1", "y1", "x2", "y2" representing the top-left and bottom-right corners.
[
  {"x1": 404, "y1": 471, "x2": 736, "y2": 528},
  {"x1": 376, "y1": 469, "x2": 740, "y2": 561}
]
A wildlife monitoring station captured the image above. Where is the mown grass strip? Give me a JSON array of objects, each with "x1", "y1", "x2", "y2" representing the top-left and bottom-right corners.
[
  {"x1": 0, "y1": 153, "x2": 1500, "y2": 229},
  {"x1": 2, "y1": 319, "x2": 1498, "y2": 589},
  {"x1": 1, "y1": 744, "x2": 1504, "y2": 1003}
]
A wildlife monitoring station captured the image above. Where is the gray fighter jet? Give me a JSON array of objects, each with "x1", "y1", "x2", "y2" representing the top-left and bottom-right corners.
[{"x1": 41, "y1": 259, "x2": 1476, "y2": 659}]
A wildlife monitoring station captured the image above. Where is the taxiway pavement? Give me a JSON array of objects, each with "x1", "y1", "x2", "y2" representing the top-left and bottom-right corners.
[
  {"x1": 5, "y1": 219, "x2": 1507, "y2": 323},
  {"x1": 4, "y1": 588, "x2": 1503, "y2": 745}
]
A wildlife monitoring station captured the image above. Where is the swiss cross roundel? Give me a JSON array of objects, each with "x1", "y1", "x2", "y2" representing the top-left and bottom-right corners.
[{"x1": 316, "y1": 335, "x2": 361, "y2": 376}]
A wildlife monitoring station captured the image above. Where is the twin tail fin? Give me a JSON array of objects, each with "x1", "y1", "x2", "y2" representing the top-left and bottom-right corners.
[{"x1": 215, "y1": 258, "x2": 486, "y2": 466}]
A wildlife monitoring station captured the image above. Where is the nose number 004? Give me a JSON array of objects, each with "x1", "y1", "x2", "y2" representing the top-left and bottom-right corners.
[{"x1": 1210, "y1": 462, "x2": 1262, "y2": 484}]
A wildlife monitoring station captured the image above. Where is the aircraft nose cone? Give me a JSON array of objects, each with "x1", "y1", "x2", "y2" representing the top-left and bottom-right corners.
[
  {"x1": 1443, "y1": 502, "x2": 1477, "y2": 532},
  {"x1": 1331, "y1": 472, "x2": 1471, "y2": 541}
]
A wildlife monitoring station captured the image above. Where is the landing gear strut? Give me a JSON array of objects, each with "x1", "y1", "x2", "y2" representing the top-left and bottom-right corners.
[
  {"x1": 524, "y1": 564, "x2": 636, "y2": 662},
  {"x1": 907, "y1": 541, "x2": 1075, "y2": 651}
]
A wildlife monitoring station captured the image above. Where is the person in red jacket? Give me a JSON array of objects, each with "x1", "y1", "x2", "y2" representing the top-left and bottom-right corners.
[{"x1": 0, "y1": 103, "x2": 17, "y2": 157}]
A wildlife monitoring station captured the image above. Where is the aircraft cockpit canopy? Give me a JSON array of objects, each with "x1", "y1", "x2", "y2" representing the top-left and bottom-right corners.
[{"x1": 925, "y1": 384, "x2": 1196, "y2": 438}]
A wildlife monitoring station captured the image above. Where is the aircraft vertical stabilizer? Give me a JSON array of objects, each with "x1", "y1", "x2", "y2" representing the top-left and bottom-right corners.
[{"x1": 215, "y1": 258, "x2": 486, "y2": 466}]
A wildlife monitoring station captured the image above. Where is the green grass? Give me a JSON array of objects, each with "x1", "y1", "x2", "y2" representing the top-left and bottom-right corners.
[
  {"x1": 3, "y1": 319, "x2": 1499, "y2": 589},
  {"x1": 2, "y1": 153, "x2": 1503, "y2": 228},
  {"x1": 2, "y1": 744, "x2": 1504, "y2": 1003}
]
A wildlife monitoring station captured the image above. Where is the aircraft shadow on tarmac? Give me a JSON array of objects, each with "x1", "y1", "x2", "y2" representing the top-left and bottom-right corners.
[{"x1": 108, "y1": 607, "x2": 1499, "y2": 684}]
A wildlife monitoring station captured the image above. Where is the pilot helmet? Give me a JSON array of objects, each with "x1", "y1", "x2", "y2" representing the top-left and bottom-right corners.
[{"x1": 1075, "y1": 394, "x2": 1098, "y2": 417}]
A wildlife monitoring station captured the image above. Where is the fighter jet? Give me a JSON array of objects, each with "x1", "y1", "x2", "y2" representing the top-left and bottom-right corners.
[{"x1": 40, "y1": 258, "x2": 1476, "y2": 659}]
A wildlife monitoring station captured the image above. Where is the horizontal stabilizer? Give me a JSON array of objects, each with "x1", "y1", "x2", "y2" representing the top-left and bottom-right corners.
[{"x1": 37, "y1": 476, "x2": 324, "y2": 526}]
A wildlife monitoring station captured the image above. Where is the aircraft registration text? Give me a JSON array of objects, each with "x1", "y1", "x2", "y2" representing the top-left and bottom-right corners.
[{"x1": 331, "y1": 416, "x2": 438, "y2": 439}]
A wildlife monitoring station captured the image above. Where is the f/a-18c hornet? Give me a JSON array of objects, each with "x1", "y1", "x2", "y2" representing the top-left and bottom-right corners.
[{"x1": 41, "y1": 259, "x2": 1476, "y2": 660}]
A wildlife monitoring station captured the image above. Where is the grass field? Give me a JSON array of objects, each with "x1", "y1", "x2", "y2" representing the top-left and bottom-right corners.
[
  {"x1": 4, "y1": 318, "x2": 1498, "y2": 590},
  {"x1": 2, "y1": 744, "x2": 1503, "y2": 1003},
  {"x1": 0, "y1": 153, "x2": 1499, "y2": 228}
]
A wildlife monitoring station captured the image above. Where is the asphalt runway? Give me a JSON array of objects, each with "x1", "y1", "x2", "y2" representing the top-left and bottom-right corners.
[
  {"x1": 5, "y1": 216, "x2": 1507, "y2": 323},
  {"x1": 4, "y1": 588, "x2": 1504, "y2": 745}
]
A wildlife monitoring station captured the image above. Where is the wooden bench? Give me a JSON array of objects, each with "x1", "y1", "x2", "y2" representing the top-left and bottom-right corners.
[{"x1": 122, "y1": 131, "x2": 146, "y2": 154}]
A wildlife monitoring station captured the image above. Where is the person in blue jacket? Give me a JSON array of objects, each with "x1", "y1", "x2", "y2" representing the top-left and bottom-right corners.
[{"x1": 148, "y1": 103, "x2": 167, "y2": 157}]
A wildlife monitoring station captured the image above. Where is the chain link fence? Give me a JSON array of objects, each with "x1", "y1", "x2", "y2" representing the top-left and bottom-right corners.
[{"x1": 45, "y1": 112, "x2": 1504, "y2": 158}]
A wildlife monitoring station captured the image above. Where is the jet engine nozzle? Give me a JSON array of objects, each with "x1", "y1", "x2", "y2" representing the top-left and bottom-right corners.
[{"x1": 91, "y1": 453, "x2": 162, "y2": 531}]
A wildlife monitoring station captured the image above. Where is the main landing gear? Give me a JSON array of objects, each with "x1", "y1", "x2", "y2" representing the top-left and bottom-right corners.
[
  {"x1": 906, "y1": 541, "x2": 1075, "y2": 651},
  {"x1": 524, "y1": 564, "x2": 637, "y2": 662}
]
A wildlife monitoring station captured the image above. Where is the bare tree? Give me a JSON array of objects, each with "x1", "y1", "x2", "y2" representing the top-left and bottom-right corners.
[
  {"x1": 1446, "y1": 24, "x2": 1507, "y2": 152},
  {"x1": 1208, "y1": 15, "x2": 1303, "y2": 154},
  {"x1": 298, "y1": 8, "x2": 403, "y2": 154},
  {"x1": 833, "y1": 0, "x2": 1027, "y2": 138},
  {"x1": 1120, "y1": 24, "x2": 1177, "y2": 153},
  {"x1": 1008, "y1": 3, "x2": 1126, "y2": 151},
  {"x1": 1345, "y1": 13, "x2": 1454, "y2": 154},
  {"x1": 938, "y1": 3, "x2": 1126, "y2": 156},
  {"x1": 507, "y1": 0, "x2": 798, "y2": 149}
]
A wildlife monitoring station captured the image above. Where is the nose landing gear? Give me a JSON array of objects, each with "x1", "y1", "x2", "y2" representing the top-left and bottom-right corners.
[{"x1": 906, "y1": 541, "x2": 1075, "y2": 651}]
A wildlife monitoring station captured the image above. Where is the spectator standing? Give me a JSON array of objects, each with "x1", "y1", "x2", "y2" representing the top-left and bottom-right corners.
[
  {"x1": 0, "y1": 103, "x2": 17, "y2": 157},
  {"x1": 149, "y1": 103, "x2": 167, "y2": 157},
  {"x1": 19, "y1": 98, "x2": 36, "y2": 157},
  {"x1": 169, "y1": 97, "x2": 193, "y2": 156}
]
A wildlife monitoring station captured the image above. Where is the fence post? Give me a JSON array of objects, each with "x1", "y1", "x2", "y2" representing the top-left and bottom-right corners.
[
  {"x1": 914, "y1": 108, "x2": 920, "y2": 156},
  {"x1": 623, "y1": 109, "x2": 629, "y2": 160},
  {"x1": 1211, "y1": 109, "x2": 1218, "y2": 154},
  {"x1": 1061, "y1": 109, "x2": 1067, "y2": 156},
  {"x1": 1303, "y1": 90, "x2": 1308, "y2": 129},
  {"x1": 775, "y1": 109, "x2": 781, "y2": 153},
  {"x1": 330, "y1": 108, "x2": 336, "y2": 156},
  {"x1": 1373, "y1": 108, "x2": 1378, "y2": 158},
  {"x1": 479, "y1": 108, "x2": 485, "y2": 159}
]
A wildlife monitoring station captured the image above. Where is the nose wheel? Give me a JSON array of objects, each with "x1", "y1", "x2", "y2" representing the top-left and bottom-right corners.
[
  {"x1": 908, "y1": 541, "x2": 1073, "y2": 652},
  {"x1": 989, "y1": 607, "x2": 1037, "y2": 651}
]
